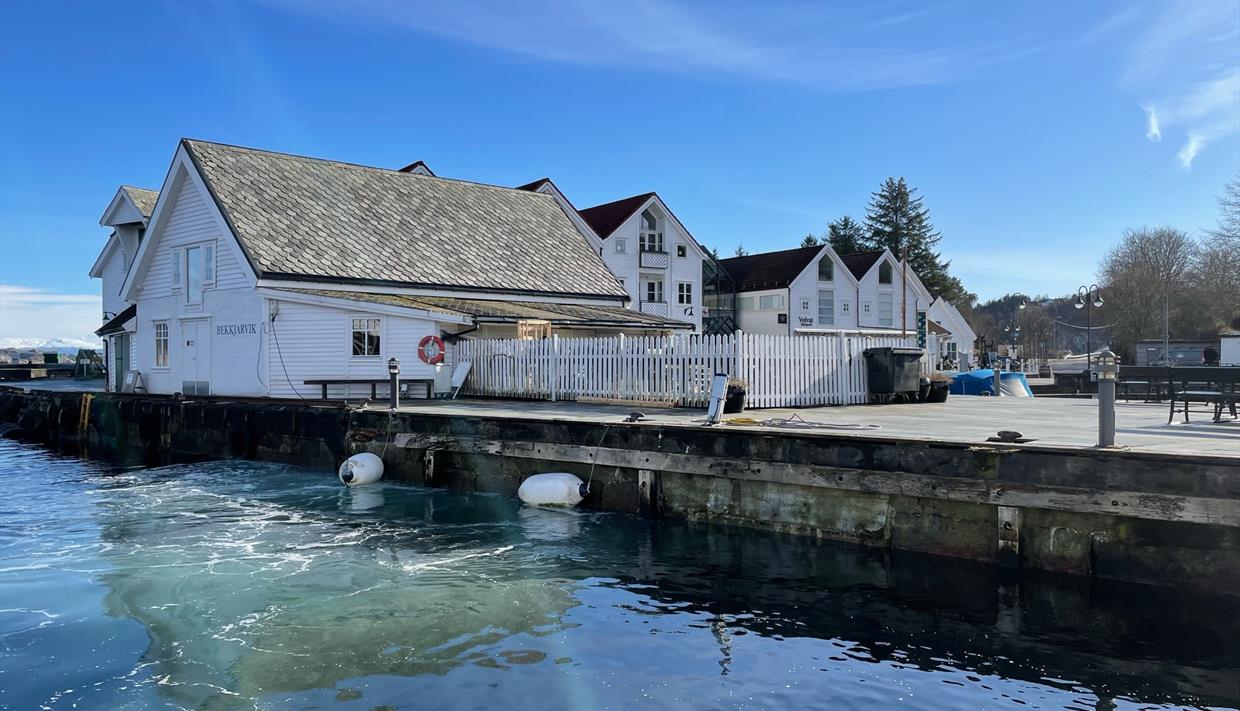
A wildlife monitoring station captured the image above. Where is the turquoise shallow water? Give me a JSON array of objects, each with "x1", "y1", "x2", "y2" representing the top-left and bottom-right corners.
[{"x1": 0, "y1": 439, "x2": 1236, "y2": 710}]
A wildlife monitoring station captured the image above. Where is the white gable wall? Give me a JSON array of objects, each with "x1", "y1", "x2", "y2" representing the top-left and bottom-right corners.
[
  {"x1": 98, "y1": 244, "x2": 128, "y2": 320},
  {"x1": 600, "y1": 201, "x2": 703, "y2": 332},
  {"x1": 856, "y1": 252, "x2": 931, "y2": 332},
  {"x1": 787, "y1": 248, "x2": 860, "y2": 332},
  {"x1": 129, "y1": 161, "x2": 266, "y2": 396}
]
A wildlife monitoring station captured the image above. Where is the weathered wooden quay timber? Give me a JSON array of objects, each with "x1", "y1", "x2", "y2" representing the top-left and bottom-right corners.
[{"x1": 2, "y1": 385, "x2": 1237, "y2": 595}]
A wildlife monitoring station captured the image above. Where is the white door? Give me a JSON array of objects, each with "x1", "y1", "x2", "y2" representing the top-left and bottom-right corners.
[{"x1": 180, "y1": 320, "x2": 212, "y2": 395}]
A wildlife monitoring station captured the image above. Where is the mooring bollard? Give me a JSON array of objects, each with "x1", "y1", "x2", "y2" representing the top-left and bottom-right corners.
[
  {"x1": 1096, "y1": 349, "x2": 1117, "y2": 447},
  {"x1": 388, "y1": 357, "x2": 400, "y2": 410}
]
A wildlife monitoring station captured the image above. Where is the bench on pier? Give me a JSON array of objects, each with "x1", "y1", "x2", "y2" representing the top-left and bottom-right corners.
[
  {"x1": 303, "y1": 378, "x2": 436, "y2": 401},
  {"x1": 1152, "y1": 366, "x2": 1240, "y2": 423}
]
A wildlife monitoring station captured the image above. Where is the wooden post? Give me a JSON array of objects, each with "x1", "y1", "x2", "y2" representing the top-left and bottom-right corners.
[
  {"x1": 637, "y1": 469, "x2": 660, "y2": 517},
  {"x1": 997, "y1": 505, "x2": 1022, "y2": 569},
  {"x1": 423, "y1": 449, "x2": 436, "y2": 486}
]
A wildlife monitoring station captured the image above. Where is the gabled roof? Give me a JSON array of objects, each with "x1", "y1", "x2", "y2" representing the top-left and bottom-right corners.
[
  {"x1": 121, "y1": 186, "x2": 159, "y2": 218},
  {"x1": 100, "y1": 185, "x2": 159, "y2": 227},
  {"x1": 182, "y1": 140, "x2": 625, "y2": 300},
  {"x1": 718, "y1": 245, "x2": 823, "y2": 292},
  {"x1": 515, "y1": 177, "x2": 552, "y2": 192},
  {"x1": 840, "y1": 250, "x2": 884, "y2": 280},
  {"x1": 577, "y1": 192, "x2": 656, "y2": 239},
  {"x1": 397, "y1": 160, "x2": 434, "y2": 176}
]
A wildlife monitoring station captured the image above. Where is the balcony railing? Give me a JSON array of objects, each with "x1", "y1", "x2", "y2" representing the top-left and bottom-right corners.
[
  {"x1": 639, "y1": 250, "x2": 670, "y2": 269},
  {"x1": 640, "y1": 300, "x2": 670, "y2": 317}
]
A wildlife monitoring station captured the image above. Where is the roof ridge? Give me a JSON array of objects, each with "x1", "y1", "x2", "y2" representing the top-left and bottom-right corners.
[
  {"x1": 182, "y1": 139, "x2": 556, "y2": 201},
  {"x1": 579, "y1": 191, "x2": 657, "y2": 212}
]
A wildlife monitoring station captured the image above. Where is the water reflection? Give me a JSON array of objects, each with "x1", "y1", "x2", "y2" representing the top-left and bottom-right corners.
[{"x1": 2, "y1": 444, "x2": 1237, "y2": 711}]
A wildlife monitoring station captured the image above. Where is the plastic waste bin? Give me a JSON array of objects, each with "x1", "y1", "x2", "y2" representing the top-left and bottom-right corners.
[{"x1": 863, "y1": 347, "x2": 924, "y2": 395}]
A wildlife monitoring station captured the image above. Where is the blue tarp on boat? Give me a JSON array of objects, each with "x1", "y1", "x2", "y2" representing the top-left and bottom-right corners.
[{"x1": 949, "y1": 370, "x2": 1034, "y2": 397}]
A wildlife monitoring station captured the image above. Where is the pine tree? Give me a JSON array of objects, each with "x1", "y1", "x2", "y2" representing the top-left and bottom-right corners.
[
  {"x1": 799, "y1": 233, "x2": 821, "y2": 248},
  {"x1": 733, "y1": 244, "x2": 749, "y2": 257},
  {"x1": 826, "y1": 216, "x2": 865, "y2": 254},
  {"x1": 862, "y1": 177, "x2": 967, "y2": 302}
]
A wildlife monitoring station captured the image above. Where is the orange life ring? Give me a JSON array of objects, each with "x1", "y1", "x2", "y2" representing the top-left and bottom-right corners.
[{"x1": 418, "y1": 334, "x2": 445, "y2": 364}]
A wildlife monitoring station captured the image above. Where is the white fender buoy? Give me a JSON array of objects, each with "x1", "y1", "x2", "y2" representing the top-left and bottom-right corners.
[
  {"x1": 339, "y1": 453, "x2": 384, "y2": 487},
  {"x1": 518, "y1": 472, "x2": 588, "y2": 507}
]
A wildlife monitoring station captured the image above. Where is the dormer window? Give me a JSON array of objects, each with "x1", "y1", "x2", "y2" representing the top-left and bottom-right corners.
[
  {"x1": 639, "y1": 209, "x2": 664, "y2": 253},
  {"x1": 818, "y1": 258, "x2": 833, "y2": 281},
  {"x1": 879, "y1": 261, "x2": 893, "y2": 284}
]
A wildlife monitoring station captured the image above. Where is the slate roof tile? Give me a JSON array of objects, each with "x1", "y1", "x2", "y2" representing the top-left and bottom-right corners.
[{"x1": 183, "y1": 140, "x2": 625, "y2": 299}]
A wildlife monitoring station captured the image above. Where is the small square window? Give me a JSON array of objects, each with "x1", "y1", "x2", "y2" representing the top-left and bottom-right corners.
[
  {"x1": 801, "y1": 300, "x2": 810, "y2": 311},
  {"x1": 676, "y1": 244, "x2": 687, "y2": 258},
  {"x1": 778, "y1": 313, "x2": 788, "y2": 324},
  {"x1": 615, "y1": 239, "x2": 627, "y2": 254}
]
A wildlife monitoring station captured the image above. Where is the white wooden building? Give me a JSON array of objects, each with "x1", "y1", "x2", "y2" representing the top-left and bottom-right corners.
[
  {"x1": 516, "y1": 180, "x2": 707, "y2": 332},
  {"x1": 90, "y1": 140, "x2": 687, "y2": 398},
  {"x1": 719, "y1": 244, "x2": 934, "y2": 338},
  {"x1": 93, "y1": 186, "x2": 158, "y2": 392},
  {"x1": 928, "y1": 296, "x2": 978, "y2": 369}
]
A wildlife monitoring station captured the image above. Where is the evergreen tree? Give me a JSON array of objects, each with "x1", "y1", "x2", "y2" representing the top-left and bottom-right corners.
[
  {"x1": 733, "y1": 244, "x2": 749, "y2": 257},
  {"x1": 799, "y1": 233, "x2": 821, "y2": 248},
  {"x1": 826, "y1": 216, "x2": 866, "y2": 254},
  {"x1": 862, "y1": 177, "x2": 967, "y2": 302}
]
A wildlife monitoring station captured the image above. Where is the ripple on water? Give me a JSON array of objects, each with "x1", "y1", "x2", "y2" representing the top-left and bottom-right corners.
[{"x1": 0, "y1": 440, "x2": 1237, "y2": 711}]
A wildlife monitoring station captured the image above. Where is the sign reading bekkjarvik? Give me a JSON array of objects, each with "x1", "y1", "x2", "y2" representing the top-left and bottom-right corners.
[{"x1": 216, "y1": 324, "x2": 259, "y2": 336}]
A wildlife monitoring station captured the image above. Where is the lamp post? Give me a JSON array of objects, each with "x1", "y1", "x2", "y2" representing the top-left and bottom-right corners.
[
  {"x1": 1074, "y1": 284, "x2": 1104, "y2": 377},
  {"x1": 387, "y1": 357, "x2": 400, "y2": 410},
  {"x1": 1002, "y1": 295, "x2": 1027, "y2": 371}
]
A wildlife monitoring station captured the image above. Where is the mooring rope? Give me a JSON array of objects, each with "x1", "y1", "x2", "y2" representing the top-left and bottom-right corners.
[{"x1": 586, "y1": 423, "x2": 612, "y2": 489}]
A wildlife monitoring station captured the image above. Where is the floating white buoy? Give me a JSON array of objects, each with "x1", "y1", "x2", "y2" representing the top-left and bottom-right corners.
[
  {"x1": 517, "y1": 472, "x2": 587, "y2": 507},
  {"x1": 339, "y1": 453, "x2": 384, "y2": 487}
]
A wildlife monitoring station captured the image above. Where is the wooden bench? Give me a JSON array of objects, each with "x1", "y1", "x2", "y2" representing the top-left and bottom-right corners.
[
  {"x1": 1159, "y1": 366, "x2": 1240, "y2": 423},
  {"x1": 1118, "y1": 366, "x2": 1170, "y2": 402},
  {"x1": 303, "y1": 378, "x2": 436, "y2": 400}
]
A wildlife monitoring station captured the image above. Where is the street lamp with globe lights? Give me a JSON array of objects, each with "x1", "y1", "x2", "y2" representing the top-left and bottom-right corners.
[{"x1": 1075, "y1": 284, "x2": 1104, "y2": 375}]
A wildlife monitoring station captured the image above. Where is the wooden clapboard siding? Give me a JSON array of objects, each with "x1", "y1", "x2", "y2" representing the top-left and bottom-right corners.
[{"x1": 456, "y1": 332, "x2": 915, "y2": 407}]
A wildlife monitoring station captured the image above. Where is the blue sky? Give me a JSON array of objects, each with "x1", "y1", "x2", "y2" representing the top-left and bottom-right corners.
[{"x1": 1, "y1": 1, "x2": 1238, "y2": 343}]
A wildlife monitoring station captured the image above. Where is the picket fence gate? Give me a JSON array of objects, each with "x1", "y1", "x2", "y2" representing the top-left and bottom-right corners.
[{"x1": 455, "y1": 331, "x2": 915, "y2": 408}]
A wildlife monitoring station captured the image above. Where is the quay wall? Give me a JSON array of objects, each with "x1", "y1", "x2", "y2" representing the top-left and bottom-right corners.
[{"x1": 2, "y1": 386, "x2": 1237, "y2": 595}]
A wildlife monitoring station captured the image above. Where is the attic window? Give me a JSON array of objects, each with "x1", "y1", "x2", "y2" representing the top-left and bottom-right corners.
[
  {"x1": 639, "y1": 209, "x2": 664, "y2": 252},
  {"x1": 676, "y1": 244, "x2": 687, "y2": 258},
  {"x1": 818, "y1": 258, "x2": 833, "y2": 281},
  {"x1": 879, "y1": 261, "x2": 893, "y2": 284}
]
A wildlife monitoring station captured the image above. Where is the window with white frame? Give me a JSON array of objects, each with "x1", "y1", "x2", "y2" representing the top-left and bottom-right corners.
[
  {"x1": 842, "y1": 302, "x2": 851, "y2": 313},
  {"x1": 801, "y1": 299, "x2": 810, "y2": 311},
  {"x1": 639, "y1": 209, "x2": 664, "y2": 252},
  {"x1": 818, "y1": 258, "x2": 833, "y2": 281},
  {"x1": 818, "y1": 289, "x2": 835, "y2": 326},
  {"x1": 644, "y1": 280, "x2": 664, "y2": 303},
  {"x1": 677, "y1": 282, "x2": 692, "y2": 305},
  {"x1": 758, "y1": 294, "x2": 783, "y2": 310},
  {"x1": 737, "y1": 296, "x2": 755, "y2": 311},
  {"x1": 175, "y1": 243, "x2": 216, "y2": 304},
  {"x1": 351, "y1": 318, "x2": 382, "y2": 356},
  {"x1": 878, "y1": 293, "x2": 893, "y2": 327},
  {"x1": 615, "y1": 239, "x2": 627, "y2": 253},
  {"x1": 154, "y1": 321, "x2": 169, "y2": 368},
  {"x1": 946, "y1": 342, "x2": 958, "y2": 357},
  {"x1": 676, "y1": 244, "x2": 687, "y2": 257},
  {"x1": 879, "y1": 261, "x2": 893, "y2": 284}
]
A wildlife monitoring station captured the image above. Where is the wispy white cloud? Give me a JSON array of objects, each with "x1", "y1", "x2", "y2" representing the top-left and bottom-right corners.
[
  {"x1": 1177, "y1": 134, "x2": 1204, "y2": 168},
  {"x1": 1141, "y1": 104, "x2": 1161, "y2": 142},
  {"x1": 1125, "y1": 2, "x2": 1240, "y2": 167},
  {"x1": 0, "y1": 284, "x2": 102, "y2": 346},
  {"x1": 255, "y1": 0, "x2": 1044, "y2": 91}
]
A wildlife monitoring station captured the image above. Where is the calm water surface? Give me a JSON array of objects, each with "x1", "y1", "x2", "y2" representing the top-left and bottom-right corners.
[{"x1": 0, "y1": 440, "x2": 1236, "y2": 710}]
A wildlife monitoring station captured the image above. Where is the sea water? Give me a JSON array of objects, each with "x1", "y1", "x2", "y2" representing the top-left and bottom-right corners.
[{"x1": 0, "y1": 440, "x2": 1236, "y2": 710}]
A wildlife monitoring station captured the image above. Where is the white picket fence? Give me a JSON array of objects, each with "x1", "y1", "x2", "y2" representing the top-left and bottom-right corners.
[{"x1": 456, "y1": 331, "x2": 915, "y2": 408}]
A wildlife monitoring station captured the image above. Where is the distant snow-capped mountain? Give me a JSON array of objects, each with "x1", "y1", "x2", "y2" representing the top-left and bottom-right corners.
[{"x1": 0, "y1": 337, "x2": 103, "y2": 352}]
